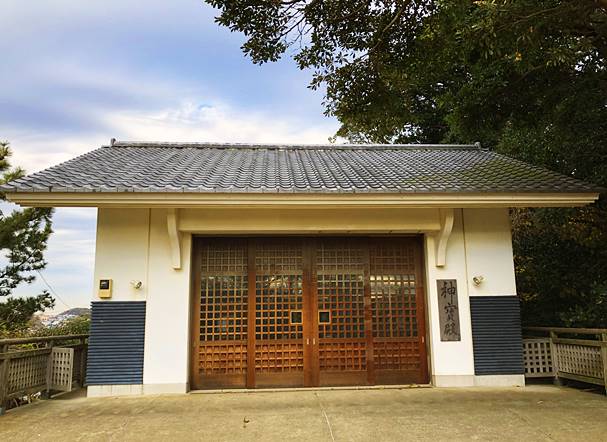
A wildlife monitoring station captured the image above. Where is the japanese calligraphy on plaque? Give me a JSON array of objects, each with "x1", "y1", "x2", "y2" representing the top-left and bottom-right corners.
[{"x1": 437, "y1": 279, "x2": 461, "y2": 341}]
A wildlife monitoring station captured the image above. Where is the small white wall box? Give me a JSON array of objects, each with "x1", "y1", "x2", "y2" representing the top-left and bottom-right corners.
[{"x1": 98, "y1": 279, "x2": 113, "y2": 298}]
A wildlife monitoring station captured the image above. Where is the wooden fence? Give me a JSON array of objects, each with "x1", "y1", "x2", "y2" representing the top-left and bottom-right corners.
[
  {"x1": 522, "y1": 327, "x2": 607, "y2": 392},
  {"x1": 0, "y1": 334, "x2": 88, "y2": 414}
]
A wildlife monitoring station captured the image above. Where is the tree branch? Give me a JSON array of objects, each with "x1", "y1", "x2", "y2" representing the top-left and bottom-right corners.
[{"x1": 367, "y1": 1, "x2": 412, "y2": 57}]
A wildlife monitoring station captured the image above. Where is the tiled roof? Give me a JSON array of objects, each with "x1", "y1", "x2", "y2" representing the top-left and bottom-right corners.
[{"x1": 2, "y1": 141, "x2": 600, "y2": 194}]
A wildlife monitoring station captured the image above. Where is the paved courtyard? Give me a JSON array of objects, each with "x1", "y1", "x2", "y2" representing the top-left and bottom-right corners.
[{"x1": 1, "y1": 385, "x2": 606, "y2": 441}]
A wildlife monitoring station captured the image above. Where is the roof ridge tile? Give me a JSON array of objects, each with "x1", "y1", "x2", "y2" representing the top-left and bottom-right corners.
[{"x1": 107, "y1": 141, "x2": 481, "y2": 150}]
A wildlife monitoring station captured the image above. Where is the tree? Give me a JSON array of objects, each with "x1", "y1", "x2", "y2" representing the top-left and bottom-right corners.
[
  {"x1": 206, "y1": 0, "x2": 607, "y2": 326},
  {"x1": 0, "y1": 294, "x2": 54, "y2": 335},
  {"x1": 0, "y1": 141, "x2": 54, "y2": 334}
]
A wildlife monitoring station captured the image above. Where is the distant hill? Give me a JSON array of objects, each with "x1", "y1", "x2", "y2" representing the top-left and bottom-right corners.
[
  {"x1": 59, "y1": 308, "x2": 91, "y2": 317},
  {"x1": 39, "y1": 307, "x2": 90, "y2": 327}
]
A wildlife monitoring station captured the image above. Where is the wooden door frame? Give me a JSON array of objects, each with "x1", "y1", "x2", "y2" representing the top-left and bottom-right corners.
[
  {"x1": 302, "y1": 239, "x2": 319, "y2": 386},
  {"x1": 363, "y1": 238, "x2": 376, "y2": 385},
  {"x1": 188, "y1": 239, "x2": 202, "y2": 390},
  {"x1": 414, "y1": 235, "x2": 430, "y2": 384},
  {"x1": 189, "y1": 235, "x2": 430, "y2": 390}
]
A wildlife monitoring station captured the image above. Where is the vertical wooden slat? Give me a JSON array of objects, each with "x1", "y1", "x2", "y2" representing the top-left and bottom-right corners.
[
  {"x1": 246, "y1": 240, "x2": 256, "y2": 388},
  {"x1": 550, "y1": 331, "x2": 561, "y2": 385},
  {"x1": 0, "y1": 343, "x2": 9, "y2": 414},
  {"x1": 363, "y1": 239, "x2": 375, "y2": 385},
  {"x1": 303, "y1": 240, "x2": 314, "y2": 386},
  {"x1": 80, "y1": 338, "x2": 87, "y2": 387},
  {"x1": 308, "y1": 239, "x2": 320, "y2": 386},
  {"x1": 601, "y1": 333, "x2": 607, "y2": 394},
  {"x1": 43, "y1": 339, "x2": 54, "y2": 398}
]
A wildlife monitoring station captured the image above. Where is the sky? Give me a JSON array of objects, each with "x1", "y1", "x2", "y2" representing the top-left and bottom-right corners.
[{"x1": 1, "y1": 0, "x2": 338, "y2": 312}]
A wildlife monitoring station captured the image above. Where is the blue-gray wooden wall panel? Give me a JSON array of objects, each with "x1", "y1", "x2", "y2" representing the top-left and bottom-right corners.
[
  {"x1": 86, "y1": 301, "x2": 146, "y2": 385},
  {"x1": 470, "y1": 296, "x2": 524, "y2": 375}
]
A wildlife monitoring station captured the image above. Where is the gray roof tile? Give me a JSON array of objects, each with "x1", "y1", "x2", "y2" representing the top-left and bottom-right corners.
[{"x1": 2, "y1": 141, "x2": 600, "y2": 194}]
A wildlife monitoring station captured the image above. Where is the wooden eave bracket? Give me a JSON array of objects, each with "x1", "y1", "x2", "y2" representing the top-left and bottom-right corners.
[
  {"x1": 435, "y1": 208, "x2": 454, "y2": 267},
  {"x1": 167, "y1": 208, "x2": 182, "y2": 270}
]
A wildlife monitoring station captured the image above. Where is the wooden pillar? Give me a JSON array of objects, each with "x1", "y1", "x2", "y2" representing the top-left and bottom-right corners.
[
  {"x1": 79, "y1": 338, "x2": 87, "y2": 387},
  {"x1": 303, "y1": 240, "x2": 319, "y2": 387},
  {"x1": 415, "y1": 236, "x2": 430, "y2": 384},
  {"x1": 549, "y1": 331, "x2": 562, "y2": 386},
  {"x1": 0, "y1": 343, "x2": 9, "y2": 415},
  {"x1": 43, "y1": 340, "x2": 55, "y2": 399}
]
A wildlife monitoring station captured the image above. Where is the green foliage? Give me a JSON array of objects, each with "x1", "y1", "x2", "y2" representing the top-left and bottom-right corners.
[
  {"x1": 207, "y1": 1, "x2": 607, "y2": 142},
  {"x1": 207, "y1": 0, "x2": 607, "y2": 326},
  {"x1": 0, "y1": 293, "x2": 55, "y2": 334},
  {"x1": 0, "y1": 141, "x2": 54, "y2": 333},
  {"x1": 0, "y1": 142, "x2": 54, "y2": 297},
  {"x1": 512, "y1": 207, "x2": 607, "y2": 327}
]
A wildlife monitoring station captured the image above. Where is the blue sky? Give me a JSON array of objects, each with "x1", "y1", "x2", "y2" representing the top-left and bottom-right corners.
[{"x1": 1, "y1": 0, "x2": 338, "y2": 311}]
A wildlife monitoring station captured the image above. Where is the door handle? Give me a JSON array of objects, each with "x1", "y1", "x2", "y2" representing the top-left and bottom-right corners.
[
  {"x1": 313, "y1": 338, "x2": 316, "y2": 345},
  {"x1": 307, "y1": 338, "x2": 310, "y2": 345}
]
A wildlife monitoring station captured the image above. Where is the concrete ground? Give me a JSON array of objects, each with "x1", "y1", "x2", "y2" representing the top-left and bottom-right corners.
[{"x1": 1, "y1": 385, "x2": 606, "y2": 441}]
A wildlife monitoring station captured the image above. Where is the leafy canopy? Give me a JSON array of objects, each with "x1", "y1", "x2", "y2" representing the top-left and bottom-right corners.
[
  {"x1": 207, "y1": 0, "x2": 607, "y2": 326},
  {"x1": 207, "y1": 1, "x2": 607, "y2": 145}
]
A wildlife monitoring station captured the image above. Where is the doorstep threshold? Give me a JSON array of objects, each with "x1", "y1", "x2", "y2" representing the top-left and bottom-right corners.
[{"x1": 190, "y1": 384, "x2": 432, "y2": 394}]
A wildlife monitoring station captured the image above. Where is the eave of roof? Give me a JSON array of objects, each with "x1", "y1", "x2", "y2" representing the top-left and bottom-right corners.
[
  {"x1": 2, "y1": 141, "x2": 603, "y2": 208},
  {"x1": 6, "y1": 191, "x2": 599, "y2": 208}
]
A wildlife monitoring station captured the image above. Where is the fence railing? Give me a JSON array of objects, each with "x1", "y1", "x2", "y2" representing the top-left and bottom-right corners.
[
  {"x1": 0, "y1": 334, "x2": 88, "y2": 414},
  {"x1": 522, "y1": 327, "x2": 607, "y2": 392}
]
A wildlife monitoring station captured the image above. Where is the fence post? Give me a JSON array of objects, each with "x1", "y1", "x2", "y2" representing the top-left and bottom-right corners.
[
  {"x1": 601, "y1": 333, "x2": 607, "y2": 395},
  {"x1": 0, "y1": 343, "x2": 9, "y2": 415},
  {"x1": 80, "y1": 337, "x2": 87, "y2": 388},
  {"x1": 549, "y1": 331, "x2": 562, "y2": 386},
  {"x1": 43, "y1": 339, "x2": 55, "y2": 400}
]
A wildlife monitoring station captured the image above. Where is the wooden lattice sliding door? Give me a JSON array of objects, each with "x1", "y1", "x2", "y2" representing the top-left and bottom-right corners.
[
  {"x1": 369, "y1": 239, "x2": 428, "y2": 385},
  {"x1": 191, "y1": 237, "x2": 428, "y2": 390},
  {"x1": 316, "y1": 239, "x2": 368, "y2": 386},
  {"x1": 193, "y1": 239, "x2": 249, "y2": 389},
  {"x1": 253, "y1": 240, "x2": 306, "y2": 387}
]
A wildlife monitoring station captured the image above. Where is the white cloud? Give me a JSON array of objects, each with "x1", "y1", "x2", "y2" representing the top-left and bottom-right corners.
[{"x1": 105, "y1": 100, "x2": 337, "y2": 145}]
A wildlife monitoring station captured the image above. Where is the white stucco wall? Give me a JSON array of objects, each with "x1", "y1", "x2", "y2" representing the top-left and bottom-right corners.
[
  {"x1": 90, "y1": 206, "x2": 520, "y2": 394},
  {"x1": 93, "y1": 208, "x2": 150, "y2": 301},
  {"x1": 142, "y1": 209, "x2": 192, "y2": 394},
  {"x1": 462, "y1": 208, "x2": 517, "y2": 297},
  {"x1": 425, "y1": 208, "x2": 520, "y2": 387},
  {"x1": 425, "y1": 210, "x2": 476, "y2": 386},
  {"x1": 92, "y1": 208, "x2": 192, "y2": 395}
]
